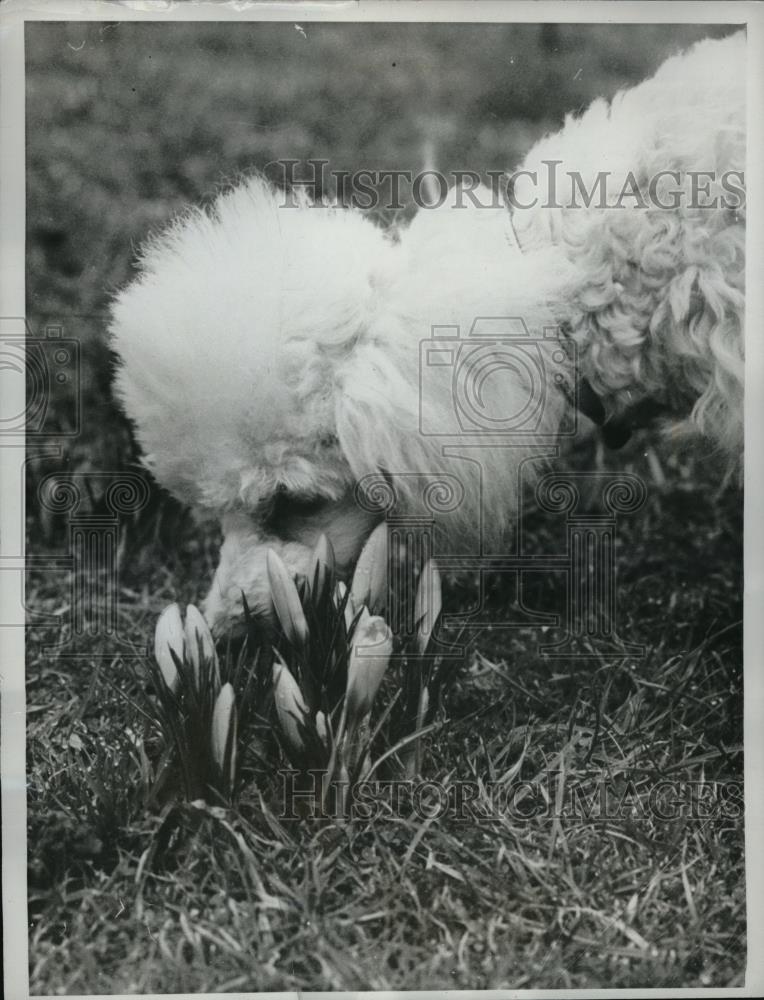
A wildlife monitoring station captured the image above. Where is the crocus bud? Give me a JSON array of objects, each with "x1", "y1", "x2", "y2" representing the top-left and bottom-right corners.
[
  {"x1": 315, "y1": 710, "x2": 329, "y2": 748},
  {"x1": 211, "y1": 683, "x2": 237, "y2": 785},
  {"x1": 345, "y1": 615, "x2": 393, "y2": 721},
  {"x1": 334, "y1": 581, "x2": 357, "y2": 633},
  {"x1": 417, "y1": 686, "x2": 430, "y2": 727},
  {"x1": 267, "y1": 549, "x2": 310, "y2": 648},
  {"x1": 413, "y1": 559, "x2": 442, "y2": 655},
  {"x1": 154, "y1": 603, "x2": 184, "y2": 692},
  {"x1": 184, "y1": 603, "x2": 220, "y2": 689},
  {"x1": 350, "y1": 523, "x2": 388, "y2": 615},
  {"x1": 310, "y1": 534, "x2": 335, "y2": 595},
  {"x1": 273, "y1": 656, "x2": 309, "y2": 753}
]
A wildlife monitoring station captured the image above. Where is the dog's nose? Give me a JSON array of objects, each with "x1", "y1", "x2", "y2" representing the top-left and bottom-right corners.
[{"x1": 202, "y1": 583, "x2": 246, "y2": 640}]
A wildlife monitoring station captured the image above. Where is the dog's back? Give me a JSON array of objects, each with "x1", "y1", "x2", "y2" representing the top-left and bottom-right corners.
[{"x1": 511, "y1": 31, "x2": 745, "y2": 461}]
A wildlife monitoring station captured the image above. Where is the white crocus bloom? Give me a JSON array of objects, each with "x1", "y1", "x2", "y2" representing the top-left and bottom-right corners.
[
  {"x1": 350, "y1": 522, "x2": 388, "y2": 615},
  {"x1": 266, "y1": 549, "x2": 310, "y2": 648},
  {"x1": 413, "y1": 559, "x2": 443, "y2": 655},
  {"x1": 315, "y1": 710, "x2": 329, "y2": 748},
  {"x1": 310, "y1": 533, "x2": 335, "y2": 594},
  {"x1": 154, "y1": 603, "x2": 184, "y2": 692},
  {"x1": 345, "y1": 614, "x2": 393, "y2": 722},
  {"x1": 334, "y1": 581, "x2": 358, "y2": 634},
  {"x1": 273, "y1": 656, "x2": 309, "y2": 753},
  {"x1": 211, "y1": 682, "x2": 237, "y2": 784},
  {"x1": 184, "y1": 603, "x2": 220, "y2": 689}
]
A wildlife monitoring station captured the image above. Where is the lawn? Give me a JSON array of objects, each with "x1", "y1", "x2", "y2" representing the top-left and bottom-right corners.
[{"x1": 24, "y1": 20, "x2": 744, "y2": 993}]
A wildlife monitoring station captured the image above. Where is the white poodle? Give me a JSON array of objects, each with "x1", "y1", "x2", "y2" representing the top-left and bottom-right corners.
[{"x1": 110, "y1": 32, "x2": 744, "y2": 634}]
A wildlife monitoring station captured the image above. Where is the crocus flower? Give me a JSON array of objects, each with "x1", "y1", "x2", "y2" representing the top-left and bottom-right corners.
[
  {"x1": 315, "y1": 710, "x2": 329, "y2": 748},
  {"x1": 310, "y1": 533, "x2": 335, "y2": 595},
  {"x1": 413, "y1": 559, "x2": 442, "y2": 655},
  {"x1": 267, "y1": 549, "x2": 310, "y2": 648},
  {"x1": 211, "y1": 682, "x2": 237, "y2": 785},
  {"x1": 334, "y1": 581, "x2": 357, "y2": 633},
  {"x1": 154, "y1": 603, "x2": 184, "y2": 692},
  {"x1": 273, "y1": 656, "x2": 309, "y2": 753},
  {"x1": 418, "y1": 686, "x2": 430, "y2": 725},
  {"x1": 350, "y1": 523, "x2": 388, "y2": 615},
  {"x1": 184, "y1": 603, "x2": 220, "y2": 689},
  {"x1": 345, "y1": 614, "x2": 393, "y2": 721}
]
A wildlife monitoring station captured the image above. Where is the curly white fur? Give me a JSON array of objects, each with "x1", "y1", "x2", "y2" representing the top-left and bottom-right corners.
[
  {"x1": 110, "y1": 32, "x2": 745, "y2": 632},
  {"x1": 512, "y1": 31, "x2": 745, "y2": 456}
]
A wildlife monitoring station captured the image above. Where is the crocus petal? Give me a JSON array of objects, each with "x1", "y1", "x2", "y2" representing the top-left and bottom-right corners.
[
  {"x1": 273, "y1": 656, "x2": 309, "y2": 753},
  {"x1": 413, "y1": 559, "x2": 442, "y2": 655},
  {"x1": 345, "y1": 615, "x2": 393, "y2": 721},
  {"x1": 184, "y1": 603, "x2": 220, "y2": 689},
  {"x1": 350, "y1": 523, "x2": 388, "y2": 615},
  {"x1": 267, "y1": 549, "x2": 310, "y2": 648},
  {"x1": 154, "y1": 603, "x2": 183, "y2": 692},
  {"x1": 211, "y1": 683, "x2": 237, "y2": 785}
]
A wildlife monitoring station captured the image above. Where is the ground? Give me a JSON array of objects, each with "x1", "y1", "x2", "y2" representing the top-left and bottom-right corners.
[{"x1": 24, "y1": 20, "x2": 744, "y2": 993}]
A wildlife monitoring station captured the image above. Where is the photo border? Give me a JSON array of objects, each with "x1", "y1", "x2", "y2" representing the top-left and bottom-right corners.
[{"x1": 2, "y1": 2, "x2": 762, "y2": 998}]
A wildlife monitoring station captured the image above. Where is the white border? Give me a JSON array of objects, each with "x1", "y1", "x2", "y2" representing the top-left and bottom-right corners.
[
  {"x1": 1, "y1": 4, "x2": 29, "y2": 1000},
  {"x1": 2, "y1": 2, "x2": 762, "y2": 999}
]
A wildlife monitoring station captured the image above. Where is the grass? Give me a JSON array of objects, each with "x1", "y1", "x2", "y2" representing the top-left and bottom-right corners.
[{"x1": 24, "y1": 20, "x2": 744, "y2": 993}]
